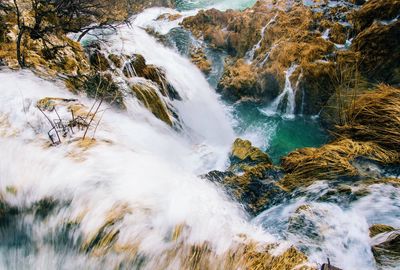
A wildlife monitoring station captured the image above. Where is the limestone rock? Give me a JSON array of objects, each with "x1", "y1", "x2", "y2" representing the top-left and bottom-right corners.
[
  {"x1": 131, "y1": 82, "x2": 174, "y2": 126},
  {"x1": 230, "y1": 138, "x2": 272, "y2": 167}
]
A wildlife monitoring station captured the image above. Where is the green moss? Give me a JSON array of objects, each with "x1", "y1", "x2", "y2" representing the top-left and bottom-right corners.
[
  {"x1": 84, "y1": 73, "x2": 125, "y2": 109},
  {"x1": 131, "y1": 83, "x2": 173, "y2": 126}
]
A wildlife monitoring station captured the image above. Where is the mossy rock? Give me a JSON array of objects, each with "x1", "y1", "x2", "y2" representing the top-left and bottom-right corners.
[
  {"x1": 230, "y1": 138, "x2": 272, "y2": 167},
  {"x1": 84, "y1": 73, "x2": 125, "y2": 109},
  {"x1": 204, "y1": 157, "x2": 286, "y2": 215},
  {"x1": 372, "y1": 230, "x2": 400, "y2": 267},
  {"x1": 108, "y1": 54, "x2": 123, "y2": 68},
  {"x1": 89, "y1": 50, "x2": 110, "y2": 72},
  {"x1": 370, "y1": 224, "x2": 396, "y2": 238},
  {"x1": 131, "y1": 82, "x2": 173, "y2": 126}
]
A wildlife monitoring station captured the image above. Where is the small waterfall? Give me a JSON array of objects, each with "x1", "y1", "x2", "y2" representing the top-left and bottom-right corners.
[
  {"x1": 262, "y1": 64, "x2": 298, "y2": 118},
  {"x1": 245, "y1": 14, "x2": 277, "y2": 63}
]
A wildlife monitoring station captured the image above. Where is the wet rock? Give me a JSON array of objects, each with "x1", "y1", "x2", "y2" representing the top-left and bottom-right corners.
[
  {"x1": 230, "y1": 138, "x2": 272, "y2": 167},
  {"x1": 371, "y1": 230, "x2": 400, "y2": 267},
  {"x1": 84, "y1": 73, "x2": 125, "y2": 109},
  {"x1": 130, "y1": 82, "x2": 174, "y2": 126},
  {"x1": 205, "y1": 164, "x2": 286, "y2": 215},
  {"x1": 370, "y1": 224, "x2": 396, "y2": 238},
  {"x1": 288, "y1": 204, "x2": 322, "y2": 241},
  {"x1": 89, "y1": 50, "x2": 111, "y2": 71},
  {"x1": 190, "y1": 47, "x2": 212, "y2": 75},
  {"x1": 123, "y1": 54, "x2": 181, "y2": 100},
  {"x1": 156, "y1": 13, "x2": 182, "y2": 22},
  {"x1": 217, "y1": 60, "x2": 259, "y2": 102},
  {"x1": 204, "y1": 139, "x2": 285, "y2": 215},
  {"x1": 295, "y1": 61, "x2": 336, "y2": 115},
  {"x1": 108, "y1": 54, "x2": 123, "y2": 68}
]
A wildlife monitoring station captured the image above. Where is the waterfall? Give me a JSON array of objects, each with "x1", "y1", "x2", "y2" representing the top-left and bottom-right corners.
[
  {"x1": 0, "y1": 67, "x2": 272, "y2": 269},
  {"x1": 0, "y1": 8, "x2": 277, "y2": 267},
  {"x1": 261, "y1": 64, "x2": 298, "y2": 119}
]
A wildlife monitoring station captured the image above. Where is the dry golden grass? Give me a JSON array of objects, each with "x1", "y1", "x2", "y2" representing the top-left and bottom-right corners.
[
  {"x1": 280, "y1": 139, "x2": 399, "y2": 190},
  {"x1": 336, "y1": 84, "x2": 400, "y2": 151}
]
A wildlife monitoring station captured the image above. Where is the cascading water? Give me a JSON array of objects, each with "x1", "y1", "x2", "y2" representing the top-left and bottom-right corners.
[
  {"x1": 261, "y1": 64, "x2": 298, "y2": 119},
  {"x1": 245, "y1": 14, "x2": 278, "y2": 63}
]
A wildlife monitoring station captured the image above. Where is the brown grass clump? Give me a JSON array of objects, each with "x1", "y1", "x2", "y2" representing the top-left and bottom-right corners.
[
  {"x1": 280, "y1": 139, "x2": 399, "y2": 191},
  {"x1": 336, "y1": 85, "x2": 400, "y2": 151},
  {"x1": 349, "y1": 0, "x2": 400, "y2": 33}
]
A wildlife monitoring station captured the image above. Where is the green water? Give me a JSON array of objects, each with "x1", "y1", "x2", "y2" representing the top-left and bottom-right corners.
[
  {"x1": 175, "y1": 0, "x2": 257, "y2": 11},
  {"x1": 232, "y1": 102, "x2": 329, "y2": 163}
]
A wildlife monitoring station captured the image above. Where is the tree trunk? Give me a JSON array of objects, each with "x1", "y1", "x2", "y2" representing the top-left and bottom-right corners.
[{"x1": 16, "y1": 27, "x2": 25, "y2": 68}]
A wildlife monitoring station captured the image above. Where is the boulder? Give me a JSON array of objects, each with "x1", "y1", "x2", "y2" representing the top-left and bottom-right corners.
[
  {"x1": 370, "y1": 224, "x2": 396, "y2": 238},
  {"x1": 130, "y1": 82, "x2": 174, "y2": 126},
  {"x1": 123, "y1": 54, "x2": 181, "y2": 100},
  {"x1": 372, "y1": 230, "x2": 400, "y2": 267},
  {"x1": 230, "y1": 138, "x2": 272, "y2": 167},
  {"x1": 203, "y1": 139, "x2": 285, "y2": 215}
]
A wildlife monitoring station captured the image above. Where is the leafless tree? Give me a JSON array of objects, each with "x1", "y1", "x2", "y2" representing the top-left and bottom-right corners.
[{"x1": 11, "y1": 0, "x2": 129, "y2": 67}]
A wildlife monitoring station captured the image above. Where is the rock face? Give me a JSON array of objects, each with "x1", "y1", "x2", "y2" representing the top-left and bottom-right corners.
[
  {"x1": 230, "y1": 138, "x2": 272, "y2": 166},
  {"x1": 204, "y1": 138, "x2": 286, "y2": 215},
  {"x1": 182, "y1": 0, "x2": 400, "y2": 116},
  {"x1": 371, "y1": 229, "x2": 400, "y2": 268},
  {"x1": 370, "y1": 224, "x2": 396, "y2": 238},
  {"x1": 182, "y1": 1, "x2": 337, "y2": 109}
]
